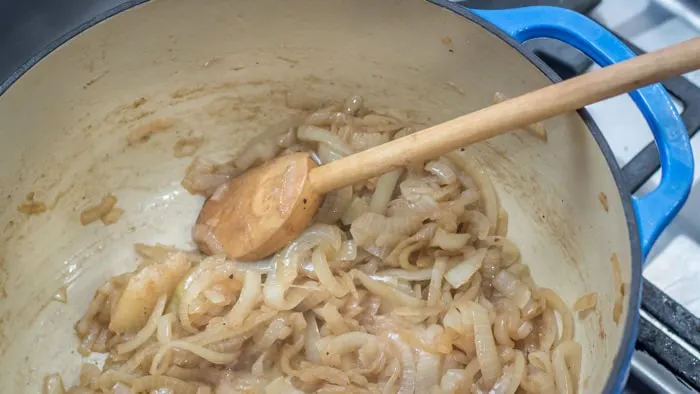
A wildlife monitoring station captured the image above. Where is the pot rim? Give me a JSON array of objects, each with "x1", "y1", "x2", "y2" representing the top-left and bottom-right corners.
[{"x1": 0, "y1": 1, "x2": 642, "y2": 392}]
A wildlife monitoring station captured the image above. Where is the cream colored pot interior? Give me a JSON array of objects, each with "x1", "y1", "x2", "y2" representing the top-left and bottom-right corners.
[{"x1": 0, "y1": 0, "x2": 632, "y2": 392}]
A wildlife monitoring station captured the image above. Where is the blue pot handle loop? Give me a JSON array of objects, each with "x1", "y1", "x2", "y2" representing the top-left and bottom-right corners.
[{"x1": 471, "y1": 6, "x2": 694, "y2": 258}]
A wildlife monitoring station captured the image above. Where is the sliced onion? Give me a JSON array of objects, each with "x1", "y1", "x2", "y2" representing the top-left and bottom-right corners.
[
  {"x1": 427, "y1": 257, "x2": 448, "y2": 307},
  {"x1": 414, "y1": 330, "x2": 443, "y2": 392},
  {"x1": 280, "y1": 337, "x2": 305, "y2": 378},
  {"x1": 352, "y1": 270, "x2": 424, "y2": 308},
  {"x1": 529, "y1": 351, "x2": 554, "y2": 377},
  {"x1": 370, "y1": 170, "x2": 404, "y2": 215},
  {"x1": 120, "y1": 343, "x2": 159, "y2": 373},
  {"x1": 130, "y1": 375, "x2": 198, "y2": 394},
  {"x1": 471, "y1": 302, "x2": 502, "y2": 388},
  {"x1": 463, "y1": 358, "x2": 481, "y2": 389},
  {"x1": 522, "y1": 371, "x2": 557, "y2": 394},
  {"x1": 444, "y1": 249, "x2": 487, "y2": 288},
  {"x1": 440, "y1": 369, "x2": 467, "y2": 392},
  {"x1": 494, "y1": 314, "x2": 514, "y2": 348},
  {"x1": 350, "y1": 212, "x2": 385, "y2": 247},
  {"x1": 233, "y1": 116, "x2": 301, "y2": 170},
  {"x1": 396, "y1": 327, "x2": 450, "y2": 355},
  {"x1": 498, "y1": 346, "x2": 515, "y2": 364},
  {"x1": 151, "y1": 340, "x2": 238, "y2": 372},
  {"x1": 492, "y1": 270, "x2": 532, "y2": 309},
  {"x1": 490, "y1": 349, "x2": 525, "y2": 394},
  {"x1": 157, "y1": 313, "x2": 176, "y2": 344},
  {"x1": 539, "y1": 308, "x2": 558, "y2": 352},
  {"x1": 387, "y1": 333, "x2": 416, "y2": 394},
  {"x1": 224, "y1": 271, "x2": 261, "y2": 325},
  {"x1": 312, "y1": 248, "x2": 348, "y2": 298},
  {"x1": 253, "y1": 317, "x2": 292, "y2": 353},
  {"x1": 264, "y1": 225, "x2": 341, "y2": 309},
  {"x1": 298, "y1": 125, "x2": 354, "y2": 156},
  {"x1": 361, "y1": 113, "x2": 404, "y2": 129},
  {"x1": 251, "y1": 348, "x2": 268, "y2": 376},
  {"x1": 317, "y1": 303, "x2": 350, "y2": 335},
  {"x1": 430, "y1": 227, "x2": 471, "y2": 251},
  {"x1": 539, "y1": 288, "x2": 574, "y2": 345},
  {"x1": 572, "y1": 292, "x2": 598, "y2": 313},
  {"x1": 181, "y1": 158, "x2": 235, "y2": 197},
  {"x1": 305, "y1": 312, "x2": 322, "y2": 364},
  {"x1": 232, "y1": 259, "x2": 274, "y2": 273},
  {"x1": 111, "y1": 253, "x2": 192, "y2": 334},
  {"x1": 392, "y1": 307, "x2": 443, "y2": 325},
  {"x1": 78, "y1": 366, "x2": 102, "y2": 394},
  {"x1": 298, "y1": 365, "x2": 350, "y2": 386},
  {"x1": 113, "y1": 382, "x2": 131, "y2": 394},
  {"x1": 318, "y1": 141, "x2": 345, "y2": 164},
  {"x1": 318, "y1": 332, "x2": 378, "y2": 363},
  {"x1": 316, "y1": 186, "x2": 353, "y2": 224},
  {"x1": 425, "y1": 160, "x2": 457, "y2": 185},
  {"x1": 350, "y1": 131, "x2": 391, "y2": 151},
  {"x1": 264, "y1": 377, "x2": 304, "y2": 394},
  {"x1": 176, "y1": 256, "x2": 235, "y2": 333},
  {"x1": 396, "y1": 241, "x2": 429, "y2": 270},
  {"x1": 399, "y1": 178, "x2": 434, "y2": 201},
  {"x1": 459, "y1": 189, "x2": 480, "y2": 207},
  {"x1": 513, "y1": 320, "x2": 534, "y2": 341},
  {"x1": 116, "y1": 293, "x2": 167, "y2": 354},
  {"x1": 337, "y1": 240, "x2": 358, "y2": 261},
  {"x1": 445, "y1": 151, "x2": 499, "y2": 232},
  {"x1": 464, "y1": 210, "x2": 491, "y2": 239},
  {"x1": 385, "y1": 223, "x2": 437, "y2": 266},
  {"x1": 43, "y1": 374, "x2": 65, "y2": 394},
  {"x1": 62, "y1": 99, "x2": 587, "y2": 394},
  {"x1": 304, "y1": 105, "x2": 341, "y2": 125},
  {"x1": 552, "y1": 340, "x2": 582, "y2": 394},
  {"x1": 500, "y1": 238, "x2": 520, "y2": 267},
  {"x1": 342, "y1": 197, "x2": 370, "y2": 225},
  {"x1": 372, "y1": 268, "x2": 433, "y2": 281}
]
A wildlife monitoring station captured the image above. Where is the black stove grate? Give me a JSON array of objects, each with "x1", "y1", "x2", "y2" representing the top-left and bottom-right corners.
[{"x1": 639, "y1": 280, "x2": 700, "y2": 390}]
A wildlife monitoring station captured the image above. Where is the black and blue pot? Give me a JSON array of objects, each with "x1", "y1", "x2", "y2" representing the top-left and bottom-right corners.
[{"x1": 0, "y1": 0, "x2": 692, "y2": 392}]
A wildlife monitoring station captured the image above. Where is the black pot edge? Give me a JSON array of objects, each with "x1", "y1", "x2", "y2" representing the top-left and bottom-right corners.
[
  {"x1": 0, "y1": 1, "x2": 644, "y2": 393},
  {"x1": 0, "y1": 0, "x2": 148, "y2": 95}
]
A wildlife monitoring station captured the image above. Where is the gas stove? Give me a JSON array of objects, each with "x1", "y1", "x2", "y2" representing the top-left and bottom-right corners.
[{"x1": 1, "y1": 0, "x2": 698, "y2": 392}]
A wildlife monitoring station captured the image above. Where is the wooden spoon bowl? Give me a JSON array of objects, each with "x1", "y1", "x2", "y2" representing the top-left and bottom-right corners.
[{"x1": 195, "y1": 153, "x2": 322, "y2": 260}]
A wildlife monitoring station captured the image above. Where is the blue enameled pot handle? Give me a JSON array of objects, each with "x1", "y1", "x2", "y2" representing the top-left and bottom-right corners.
[{"x1": 470, "y1": 6, "x2": 694, "y2": 258}]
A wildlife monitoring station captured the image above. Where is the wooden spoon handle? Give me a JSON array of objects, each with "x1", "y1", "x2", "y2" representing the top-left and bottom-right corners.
[{"x1": 308, "y1": 37, "x2": 700, "y2": 195}]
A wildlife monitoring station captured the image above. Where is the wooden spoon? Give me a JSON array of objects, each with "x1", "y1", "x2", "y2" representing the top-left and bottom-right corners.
[{"x1": 195, "y1": 37, "x2": 700, "y2": 260}]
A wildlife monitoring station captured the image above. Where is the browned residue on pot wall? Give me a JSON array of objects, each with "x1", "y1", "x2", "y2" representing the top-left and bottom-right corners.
[
  {"x1": 598, "y1": 192, "x2": 609, "y2": 212},
  {"x1": 611, "y1": 253, "x2": 626, "y2": 325}
]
